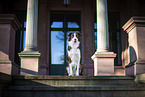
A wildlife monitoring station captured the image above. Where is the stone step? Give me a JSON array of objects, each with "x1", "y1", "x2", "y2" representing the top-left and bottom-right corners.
[
  {"x1": 3, "y1": 85, "x2": 145, "y2": 97},
  {"x1": 12, "y1": 76, "x2": 135, "y2": 86},
  {"x1": 3, "y1": 76, "x2": 145, "y2": 97},
  {"x1": 5, "y1": 85, "x2": 145, "y2": 91}
]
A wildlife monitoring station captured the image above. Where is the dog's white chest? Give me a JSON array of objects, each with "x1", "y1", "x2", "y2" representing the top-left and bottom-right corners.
[
  {"x1": 69, "y1": 48, "x2": 80, "y2": 62},
  {"x1": 68, "y1": 41, "x2": 80, "y2": 61}
]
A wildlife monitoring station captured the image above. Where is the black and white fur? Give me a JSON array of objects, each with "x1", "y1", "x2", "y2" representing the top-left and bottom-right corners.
[{"x1": 66, "y1": 32, "x2": 81, "y2": 76}]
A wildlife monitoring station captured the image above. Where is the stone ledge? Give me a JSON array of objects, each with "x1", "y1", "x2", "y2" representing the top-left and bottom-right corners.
[
  {"x1": 19, "y1": 52, "x2": 41, "y2": 57},
  {"x1": 122, "y1": 16, "x2": 145, "y2": 33},
  {"x1": 0, "y1": 14, "x2": 20, "y2": 31},
  {"x1": 91, "y1": 52, "x2": 116, "y2": 59},
  {"x1": 0, "y1": 61, "x2": 11, "y2": 64},
  {"x1": 13, "y1": 75, "x2": 134, "y2": 80}
]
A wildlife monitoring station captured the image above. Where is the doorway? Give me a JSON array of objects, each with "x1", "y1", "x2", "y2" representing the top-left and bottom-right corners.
[{"x1": 49, "y1": 11, "x2": 81, "y2": 75}]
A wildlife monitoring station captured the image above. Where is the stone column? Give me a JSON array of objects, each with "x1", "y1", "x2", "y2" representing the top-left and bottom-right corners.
[
  {"x1": 19, "y1": 0, "x2": 40, "y2": 75},
  {"x1": 97, "y1": 0, "x2": 109, "y2": 52},
  {"x1": 91, "y1": 0, "x2": 116, "y2": 76},
  {"x1": 122, "y1": 17, "x2": 145, "y2": 83},
  {"x1": 24, "y1": 0, "x2": 38, "y2": 52}
]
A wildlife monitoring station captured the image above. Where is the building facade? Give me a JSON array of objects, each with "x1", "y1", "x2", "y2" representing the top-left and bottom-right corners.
[
  {"x1": 1, "y1": 0, "x2": 145, "y2": 97},
  {"x1": 0, "y1": 0, "x2": 145, "y2": 77},
  {"x1": 0, "y1": 0, "x2": 145, "y2": 96}
]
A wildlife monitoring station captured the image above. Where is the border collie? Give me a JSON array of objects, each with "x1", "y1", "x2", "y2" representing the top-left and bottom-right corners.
[{"x1": 66, "y1": 32, "x2": 81, "y2": 76}]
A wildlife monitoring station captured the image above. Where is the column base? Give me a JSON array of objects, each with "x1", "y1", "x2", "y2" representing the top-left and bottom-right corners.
[
  {"x1": 91, "y1": 52, "x2": 116, "y2": 76},
  {"x1": 19, "y1": 52, "x2": 41, "y2": 76}
]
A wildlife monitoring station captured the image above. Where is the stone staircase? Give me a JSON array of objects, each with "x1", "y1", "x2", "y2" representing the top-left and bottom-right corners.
[{"x1": 2, "y1": 76, "x2": 145, "y2": 97}]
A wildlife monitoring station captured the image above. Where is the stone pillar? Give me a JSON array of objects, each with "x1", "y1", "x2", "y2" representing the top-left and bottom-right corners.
[
  {"x1": 24, "y1": 0, "x2": 38, "y2": 52},
  {"x1": 91, "y1": 0, "x2": 116, "y2": 76},
  {"x1": 122, "y1": 17, "x2": 145, "y2": 83},
  {"x1": 19, "y1": 0, "x2": 40, "y2": 75},
  {"x1": 97, "y1": 0, "x2": 109, "y2": 52},
  {"x1": 0, "y1": 14, "x2": 20, "y2": 75}
]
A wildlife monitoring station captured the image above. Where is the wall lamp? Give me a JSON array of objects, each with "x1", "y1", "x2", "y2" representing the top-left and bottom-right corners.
[{"x1": 63, "y1": 0, "x2": 71, "y2": 7}]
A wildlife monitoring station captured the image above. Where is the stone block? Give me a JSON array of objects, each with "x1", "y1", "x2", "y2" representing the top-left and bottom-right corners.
[
  {"x1": 91, "y1": 52, "x2": 116, "y2": 76},
  {"x1": 122, "y1": 17, "x2": 145, "y2": 76},
  {"x1": 0, "y1": 14, "x2": 20, "y2": 75},
  {"x1": 19, "y1": 52, "x2": 41, "y2": 76}
]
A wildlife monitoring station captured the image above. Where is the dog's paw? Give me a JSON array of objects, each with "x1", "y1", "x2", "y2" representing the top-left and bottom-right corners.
[{"x1": 75, "y1": 74, "x2": 79, "y2": 76}]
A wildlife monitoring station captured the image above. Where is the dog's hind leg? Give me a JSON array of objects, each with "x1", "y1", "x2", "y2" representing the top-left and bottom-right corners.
[
  {"x1": 66, "y1": 66, "x2": 69, "y2": 76},
  {"x1": 69, "y1": 64, "x2": 73, "y2": 76}
]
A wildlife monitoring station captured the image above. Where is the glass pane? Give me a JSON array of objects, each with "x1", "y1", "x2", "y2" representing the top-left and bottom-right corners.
[
  {"x1": 23, "y1": 31, "x2": 26, "y2": 50},
  {"x1": 51, "y1": 13, "x2": 64, "y2": 28},
  {"x1": 67, "y1": 13, "x2": 80, "y2": 28},
  {"x1": 24, "y1": 22, "x2": 26, "y2": 28},
  {"x1": 51, "y1": 22, "x2": 63, "y2": 28},
  {"x1": 51, "y1": 31, "x2": 64, "y2": 64},
  {"x1": 68, "y1": 22, "x2": 79, "y2": 28},
  {"x1": 94, "y1": 31, "x2": 97, "y2": 49},
  {"x1": 94, "y1": 23, "x2": 97, "y2": 29},
  {"x1": 20, "y1": 31, "x2": 23, "y2": 51}
]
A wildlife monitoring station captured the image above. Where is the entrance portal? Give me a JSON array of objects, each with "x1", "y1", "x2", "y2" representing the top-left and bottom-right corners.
[{"x1": 49, "y1": 11, "x2": 81, "y2": 75}]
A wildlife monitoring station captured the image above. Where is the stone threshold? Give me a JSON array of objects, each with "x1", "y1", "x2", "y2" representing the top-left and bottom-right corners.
[{"x1": 12, "y1": 75, "x2": 135, "y2": 80}]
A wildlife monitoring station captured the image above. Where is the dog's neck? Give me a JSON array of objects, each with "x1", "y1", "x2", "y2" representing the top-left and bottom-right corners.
[{"x1": 68, "y1": 41, "x2": 80, "y2": 49}]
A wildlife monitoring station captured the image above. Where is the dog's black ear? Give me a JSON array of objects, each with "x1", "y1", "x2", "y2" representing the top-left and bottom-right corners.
[
  {"x1": 68, "y1": 32, "x2": 73, "y2": 36},
  {"x1": 76, "y1": 32, "x2": 81, "y2": 41},
  {"x1": 68, "y1": 32, "x2": 73, "y2": 41},
  {"x1": 76, "y1": 32, "x2": 81, "y2": 36}
]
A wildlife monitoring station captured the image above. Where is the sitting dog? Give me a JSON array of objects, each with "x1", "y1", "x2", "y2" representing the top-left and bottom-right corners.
[{"x1": 66, "y1": 32, "x2": 81, "y2": 76}]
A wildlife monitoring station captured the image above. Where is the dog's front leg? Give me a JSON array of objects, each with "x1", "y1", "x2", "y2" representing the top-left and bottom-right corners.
[
  {"x1": 69, "y1": 63, "x2": 73, "y2": 76},
  {"x1": 76, "y1": 50, "x2": 81, "y2": 76},
  {"x1": 76, "y1": 62, "x2": 80, "y2": 76}
]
